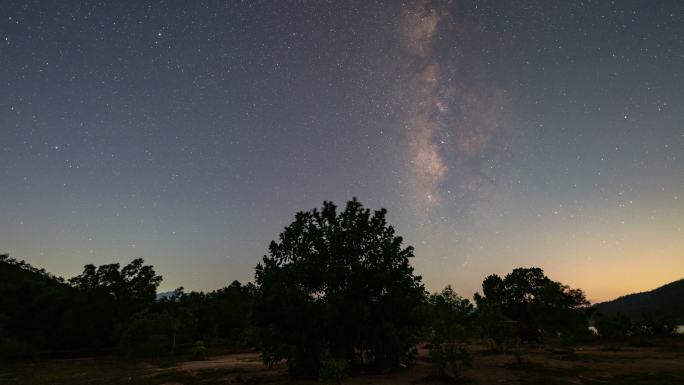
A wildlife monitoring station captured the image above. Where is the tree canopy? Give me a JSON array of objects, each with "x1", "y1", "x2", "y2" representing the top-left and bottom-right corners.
[
  {"x1": 0, "y1": 255, "x2": 256, "y2": 359},
  {"x1": 253, "y1": 198, "x2": 425, "y2": 378},
  {"x1": 473, "y1": 267, "x2": 590, "y2": 336},
  {"x1": 69, "y1": 258, "x2": 162, "y2": 309}
]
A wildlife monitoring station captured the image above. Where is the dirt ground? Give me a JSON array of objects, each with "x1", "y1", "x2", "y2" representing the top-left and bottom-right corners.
[
  {"x1": 160, "y1": 339, "x2": 684, "y2": 385},
  {"x1": 3, "y1": 339, "x2": 684, "y2": 385}
]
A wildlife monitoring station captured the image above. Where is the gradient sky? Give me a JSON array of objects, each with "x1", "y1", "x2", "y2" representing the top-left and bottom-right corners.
[{"x1": 1, "y1": 0, "x2": 683, "y2": 302}]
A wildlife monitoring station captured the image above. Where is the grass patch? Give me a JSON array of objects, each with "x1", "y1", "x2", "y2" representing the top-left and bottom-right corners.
[
  {"x1": 581, "y1": 372, "x2": 684, "y2": 385},
  {"x1": 627, "y1": 339, "x2": 657, "y2": 348},
  {"x1": 504, "y1": 361, "x2": 593, "y2": 378},
  {"x1": 422, "y1": 374, "x2": 473, "y2": 384},
  {"x1": 0, "y1": 358, "x2": 246, "y2": 385},
  {"x1": 515, "y1": 363, "x2": 595, "y2": 385},
  {"x1": 655, "y1": 342, "x2": 684, "y2": 354},
  {"x1": 519, "y1": 377, "x2": 576, "y2": 385},
  {"x1": 551, "y1": 351, "x2": 597, "y2": 362},
  {"x1": 599, "y1": 345, "x2": 629, "y2": 352}
]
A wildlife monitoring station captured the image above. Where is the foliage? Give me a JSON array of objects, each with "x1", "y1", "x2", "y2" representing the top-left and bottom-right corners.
[
  {"x1": 428, "y1": 341, "x2": 472, "y2": 380},
  {"x1": 425, "y1": 286, "x2": 474, "y2": 380},
  {"x1": 157, "y1": 281, "x2": 256, "y2": 353},
  {"x1": 0, "y1": 254, "x2": 255, "y2": 359},
  {"x1": 319, "y1": 357, "x2": 350, "y2": 385},
  {"x1": 502, "y1": 337, "x2": 524, "y2": 366},
  {"x1": 0, "y1": 254, "x2": 65, "y2": 282},
  {"x1": 474, "y1": 267, "x2": 590, "y2": 339},
  {"x1": 474, "y1": 302, "x2": 507, "y2": 349},
  {"x1": 66, "y1": 258, "x2": 164, "y2": 350},
  {"x1": 595, "y1": 311, "x2": 678, "y2": 340},
  {"x1": 253, "y1": 199, "x2": 425, "y2": 378},
  {"x1": 428, "y1": 286, "x2": 474, "y2": 339},
  {"x1": 596, "y1": 313, "x2": 632, "y2": 338},
  {"x1": 119, "y1": 311, "x2": 177, "y2": 358},
  {"x1": 69, "y1": 258, "x2": 162, "y2": 310},
  {"x1": 191, "y1": 340, "x2": 208, "y2": 359},
  {"x1": 0, "y1": 254, "x2": 75, "y2": 357}
]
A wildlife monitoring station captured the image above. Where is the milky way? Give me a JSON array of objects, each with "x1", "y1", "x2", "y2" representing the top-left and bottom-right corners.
[
  {"x1": 398, "y1": 0, "x2": 508, "y2": 215},
  {"x1": 400, "y1": 1, "x2": 449, "y2": 209}
]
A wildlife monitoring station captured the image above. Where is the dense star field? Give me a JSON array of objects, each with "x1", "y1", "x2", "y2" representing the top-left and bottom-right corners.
[{"x1": 1, "y1": 0, "x2": 683, "y2": 301}]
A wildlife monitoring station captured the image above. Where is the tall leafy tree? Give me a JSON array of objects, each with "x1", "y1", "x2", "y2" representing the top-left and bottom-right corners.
[
  {"x1": 168, "y1": 281, "x2": 257, "y2": 346},
  {"x1": 253, "y1": 199, "x2": 425, "y2": 378},
  {"x1": 474, "y1": 267, "x2": 590, "y2": 336},
  {"x1": 69, "y1": 258, "x2": 163, "y2": 349},
  {"x1": 428, "y1": 286, "x2": 473, "y2": 340},
  {"x1": 426, "y1": 286, "x2": 474, "y2": 380},
  {"x1": 69, "y1": 258, "x2": 162, "y2": 309}
]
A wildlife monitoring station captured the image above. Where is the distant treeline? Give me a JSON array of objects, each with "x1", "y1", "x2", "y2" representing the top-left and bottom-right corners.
[
  {"x1": 0, "y1": 254, "x2": 255, "y2": 359},
  {"x1": 1, "y1": 199, "x2": 680, "y2": 379}
]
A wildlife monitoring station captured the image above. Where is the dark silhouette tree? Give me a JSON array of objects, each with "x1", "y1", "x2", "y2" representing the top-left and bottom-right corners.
[
  {"x1": 428, "y1": 286, "x2": 473, "y2": 341},
  {"x1": 69, "y1": 258, "x2": 163, "y2": 350},
  {"x1": 253, "y1": 198, "x2": 425, "y2": 378},
  {"x1": 474, "y1": 267, "x2": 590, "y2": 338},
  {"x1": 168, "y1": 281, "x2": 257, "y2": 347},
  {"x1": 595, "y1": 312, "x2": 632, "y2": 339},
  {"x1": 426, "y1": 286, "x2": 474, "y2": 379},
  {"x1": 69, "y1": 258, "x2": 162, "y2": 309},
  {"x1": 1, "y1": 254, "x2": 257, "y2": 359},
  {"x1": 477, "y1": 274, "x2": 505, "y2": 306}
]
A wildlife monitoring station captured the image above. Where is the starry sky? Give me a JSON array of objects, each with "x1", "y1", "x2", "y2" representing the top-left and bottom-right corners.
[{"x1": 2, "y1": 0, "x2": 683, "y2": 302}]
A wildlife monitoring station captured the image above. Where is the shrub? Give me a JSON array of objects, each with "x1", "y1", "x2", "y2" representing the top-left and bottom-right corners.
[
  {"x1": 191, "y1": 340, "x2": 208, "y2": 359},
  {"x1": 429, "y1": 341, "x2": 472, "y2": 380},
  {"x1": 319, "y1": 357, "x2": 349, "y2": 385},
  {"x1": 503, "y1": 337, "x2": 524, "y2": 366},
  {"x1": 119, "y1": 312, "x2": 176, "y2": 358},
  {"x1": 0, "y1": 336, "x2": 32, "y2": 360}
]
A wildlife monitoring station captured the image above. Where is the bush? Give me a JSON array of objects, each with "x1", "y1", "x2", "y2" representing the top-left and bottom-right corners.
[
  {"x1": 119, "y1": 312, "x2": 176, "y2": 358},
  {"x1": 544, "y1": 332, "x2": 575, "y2": 355},
  {"x1": 596, "y1": 313, "x2": 631, "y2": 339},
  {"x1": 319, "y1": 357, "x2": 349, "y2": 385},
  {"x1": 473, "y1": 303, "x2": 507, "y2": 351},
  {"x1": 503, "y1": 337, "x2": 524, "y2": 366},
  {"x1": 429, "y1": 341, "x2": 472, "y2": 380},
  {"x1": 191, "y1": 340, "x2": 208, "y2": 359},
  {"x1": 0, "y1": 336, "x2": 32, "y2": 360}
]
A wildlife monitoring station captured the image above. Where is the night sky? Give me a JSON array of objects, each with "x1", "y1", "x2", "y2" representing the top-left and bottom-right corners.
[{"x1": 2, "y1": 0, "x2": 683, "y2": 302}]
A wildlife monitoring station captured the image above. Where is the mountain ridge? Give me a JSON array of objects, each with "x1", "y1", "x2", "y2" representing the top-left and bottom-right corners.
[{"x1": 595, "y1": 278, "x2": 684, "y2": 324}]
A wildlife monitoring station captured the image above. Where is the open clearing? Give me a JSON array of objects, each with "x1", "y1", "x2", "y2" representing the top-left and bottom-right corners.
[{"x1": 2, "y1": 339, "x2": 684, "y2": 385}]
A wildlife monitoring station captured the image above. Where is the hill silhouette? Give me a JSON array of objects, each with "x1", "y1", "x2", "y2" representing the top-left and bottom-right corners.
[
  {"x1": 596, "y1": 279, "x2": 684, "y2": 324},
  {"x1": 0, "y1": 254, "x2": 76, "y2": 355},
  {"x1": 0, "y1": 254, "x2": 68, "y2": 288}
]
